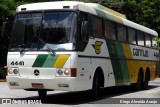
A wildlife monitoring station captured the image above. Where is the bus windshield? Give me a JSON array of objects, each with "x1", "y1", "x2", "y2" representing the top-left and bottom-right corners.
[{"x1": 10, "y1": 11, "x2": 77, "y2": 51}]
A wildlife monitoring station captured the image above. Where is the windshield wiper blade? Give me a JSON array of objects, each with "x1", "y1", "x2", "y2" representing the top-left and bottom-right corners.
[
  {"x1": 20, "y1": 44, "x2": 26, "y2": 54},
  {"x1": 38, "y1": 37, "x2": 56, "y2": 56},
  {"x1": 37, "y1": 11, "x2": 56, "y2": 56}
]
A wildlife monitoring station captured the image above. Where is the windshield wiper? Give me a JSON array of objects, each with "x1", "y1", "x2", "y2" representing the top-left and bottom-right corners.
[
  {"x1": 37, "y1": 11, "x2": 56, "y2": 56},
  {"x1": 20, "y1": 44, "x2": 26, "y2": 54},
  {"x1": 14, "y1": 43, "x2": 26, "y2": 54},
  {"x1": 38, "y1": 36, "x2": 56, "y2": 56}
]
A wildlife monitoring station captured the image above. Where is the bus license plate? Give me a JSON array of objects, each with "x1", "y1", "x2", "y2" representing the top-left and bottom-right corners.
[{"x1": 32, "y1": 83, "x2": 44, "y2": 89}]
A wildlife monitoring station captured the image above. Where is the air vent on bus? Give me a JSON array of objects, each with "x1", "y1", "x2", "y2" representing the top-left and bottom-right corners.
[
  {"x1": 21, "y1": 8, "x2": 27, "y2": 11},
  {"x1": 63, "y1": 6, "x2": 70, "y2": 9}
]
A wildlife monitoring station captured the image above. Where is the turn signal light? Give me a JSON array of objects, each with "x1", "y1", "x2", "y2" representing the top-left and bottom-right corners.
[{"x1": 71, "y1": 68, "x2": 77, "y2": 77}]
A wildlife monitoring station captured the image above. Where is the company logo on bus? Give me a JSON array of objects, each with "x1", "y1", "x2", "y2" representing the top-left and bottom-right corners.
[
  {"x1": 92, "y1": 41, "x2": 103, "y2": 54},
  {"x1": 34, "y1": 69, "x2": 40, "y2": 76}
]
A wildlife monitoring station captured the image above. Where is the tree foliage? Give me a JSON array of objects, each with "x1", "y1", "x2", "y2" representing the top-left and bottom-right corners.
[
  {"x1": 0, "y1": 0, "x2": 160, "y2": 33},
  {"x1": 0, "y1": 0, "x2": 18, "y2": 25},
  {"x1": 123, "y1": 0, "x2": 160, "y2": 34},
  {"x1": 0, "y1": 0, "x2": 53, "y2": 24},
  {"x1": 0, "y1": 0, "x2": 160, "y2": 67}
]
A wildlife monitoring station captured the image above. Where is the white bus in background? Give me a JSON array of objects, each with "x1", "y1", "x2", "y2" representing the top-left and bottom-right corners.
[{"x1": 6, "y1": 1, "x2": 159, "y2": 99}]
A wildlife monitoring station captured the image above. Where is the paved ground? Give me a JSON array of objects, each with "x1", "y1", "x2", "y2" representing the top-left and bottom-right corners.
[{"x1": 0, "y1": 80, "x2": 160, "y2": 107}]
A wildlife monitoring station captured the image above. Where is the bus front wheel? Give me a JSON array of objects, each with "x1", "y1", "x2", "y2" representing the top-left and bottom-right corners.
[
  {"x1": 38, "y1": 90, "x2": 47, "y2": 99},
  {"x1": 89, "y1": 72, "x2": 100, "y2": 99}
]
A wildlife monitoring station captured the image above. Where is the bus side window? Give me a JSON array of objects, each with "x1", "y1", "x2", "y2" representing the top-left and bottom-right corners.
[
  {"x1": 110, "y1": 22, "x2": 116, "y2": 40},
  {"x1": 105, "y1": 20, "x2": 110, "y2": 39},
  {"x1": 145, "y1": 33, "x2": 151, "y2": 47},
  {"x1": 91, "y1": 15, "x2": 103, "y2": 38},
  {"x1": 117, "y1": 24, "x2": 127, "y2": 42},
  {"x1": 137, "y1": 30, "x2": 144, "y2": 46},
  {"x1": 128, "y1": 28, "x2": 136, "y2": 44},
  {"x1": 151, "y1": 36, "x2": 157, "y2": 48},
  {"x1": 79, "y1": 12, "x2": 89, "y2": 51}
]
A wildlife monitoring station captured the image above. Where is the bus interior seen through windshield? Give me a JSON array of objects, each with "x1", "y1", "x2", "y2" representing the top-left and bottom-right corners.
[{"x1": 10, "y1": 11, "x2": 77, "y2": 52}]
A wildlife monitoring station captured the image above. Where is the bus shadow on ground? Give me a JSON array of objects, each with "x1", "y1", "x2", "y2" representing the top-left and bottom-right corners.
[{"x1": 15, "y1": 85, "x2": 159, "y2": 105}]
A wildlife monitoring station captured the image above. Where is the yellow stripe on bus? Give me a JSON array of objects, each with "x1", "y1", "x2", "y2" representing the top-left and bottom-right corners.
[
  {"x1": 123, "y1": 44, "x2": 133, "y2": 82},
  {"x1": 123, "y1": 44, "x2": 133, "y2": 59},
  {"x1": 123, "y1": 44, "x2": 157, "y2": 83},
  {"x1": 114, "y1": 16, "x2": 123, "y2": 24},
  {"x1": 53, "y1": 54, "x2": 70, "y2": 68}
]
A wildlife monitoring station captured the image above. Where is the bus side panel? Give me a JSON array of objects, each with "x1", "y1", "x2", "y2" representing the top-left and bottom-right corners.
[
  {"x1": 125, "y1": 60, "x2": 158, "y2": 83},
  {"x1": 123, "y1": 44, "x2": 159, "y2": 83},
  {"x1": 77, "y1": 57, "x2": 116, "y2": 89},
  {"x1": 77, "y1": 57, "x2": 92, "y2": 91},
  {"x1": 106, "y1": 41, "x2": 130, "y2": 85},
  {"x1": 123, "y1": 44, "x2": 137, "y2": 83},
  {"x1": 91, "y1": 58, "x2": 115, "y2": 87},
  {"x1": 78, "y1": 38, "x2": 116, "y2": 88}
]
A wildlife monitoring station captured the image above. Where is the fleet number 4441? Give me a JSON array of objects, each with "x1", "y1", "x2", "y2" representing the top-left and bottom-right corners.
[{"x1": 10, "y1": 61, "x2": 24, "y2": 66}]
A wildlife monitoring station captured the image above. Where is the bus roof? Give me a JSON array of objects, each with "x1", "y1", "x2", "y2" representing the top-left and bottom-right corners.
[{"x1": 16, "y1": 1, "x2": 158, "y2": 36}]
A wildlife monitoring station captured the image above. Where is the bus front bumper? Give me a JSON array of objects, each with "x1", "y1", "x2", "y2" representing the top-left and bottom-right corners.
[{"x1": 6, "y1": 76, "x2": 79, "y2": 91}]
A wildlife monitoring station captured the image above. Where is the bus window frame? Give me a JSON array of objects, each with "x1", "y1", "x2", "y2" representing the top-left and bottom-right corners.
[
  {"x1": 104, "y1": 19, "x2": 117, "y2": 41},
  {"x1": 78, "y1": 11, "x2": 91, "y2": 52},
  {"x1": 116, "y1": 23, "x2": 127, "y2": 42},
  {"x1": 144, "y1": 33, "x2": 152, "y2": 47},
  {"x1": 104, "y1": 19, "x2": 111, "y2": 40},
  {"x1": 90, "y1": 14, "x2": 104, "y2": 39},
  {"x1": 127, "y1": 27, "x2": 137, "y2": 45},
  {"x1": 151, "y1": 35, "x2": 158, "y2": 49},
  {"x1": 137, "y1": 30, "x2": 145, "y2": 46}
]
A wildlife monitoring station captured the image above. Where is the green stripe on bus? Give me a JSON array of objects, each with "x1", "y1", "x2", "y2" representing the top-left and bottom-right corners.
[
  {"x1": 111, "y1": 59, "x2": 124, "y2": 83},
  {"x1": 107, "y1": 41, "x2": 130, "y2": 84},
  {"x1": 42, "y1": 55, "x2": 58, "y2": 67},
  {"x1": 107, "y1": 41, "x2": 124, "y2": 84},
  {"x1": 94, "y1": 7, "x2": 123, "y2": 24},
  {"x1": 115, "y1": 42, "x2": 130, "y2": 82},
  {"x1": 32, "y1": 54, "x2": 48, "y2": 67},
  {"x1": 94, "y1": 8, "x2": 116, "y2": 22}
]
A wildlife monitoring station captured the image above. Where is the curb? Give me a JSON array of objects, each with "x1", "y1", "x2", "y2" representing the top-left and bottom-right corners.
[{"x1": 0, "y1": 79, "x2": 6, "y2": 82}]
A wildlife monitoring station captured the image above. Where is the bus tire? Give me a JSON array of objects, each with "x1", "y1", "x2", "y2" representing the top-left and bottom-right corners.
[
  {"x1": 132, "y1": 71, "x2": 143, "y2": 90},
  {"x1": 38, "y1": 90, "x2": 47, "y2": 99},
  {"x1": 90, "y1": 72, "x2": 100, "y2": 99},
  {"x1": 142, "y1": 71, "x2": 149, "y2": 90}
]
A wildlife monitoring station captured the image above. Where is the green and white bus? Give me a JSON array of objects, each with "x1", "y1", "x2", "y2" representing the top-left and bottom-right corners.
[{"x1": 6, "y1": 1, "x2": 159, "y2": 98}]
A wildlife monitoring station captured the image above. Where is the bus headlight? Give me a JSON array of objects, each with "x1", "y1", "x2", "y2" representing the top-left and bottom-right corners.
[
  {"x1": 13, "y1": 68, "x2": 19, "y2": 75},
  {"x1": 8, "y1": 68, "x2": 13, "y2": 74},
  {"x1": 56, "y1": 68, "x2": 76, "y2": 77},
  {"x1": 57, "y1": 69, "x2": 63, "y2": 76},
  {"x1": 64, "y1": 69, "x2": 70, "y2": 76},
  {"x1": 8, "y1": 68, "x2": 19, "y2": 75}
]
